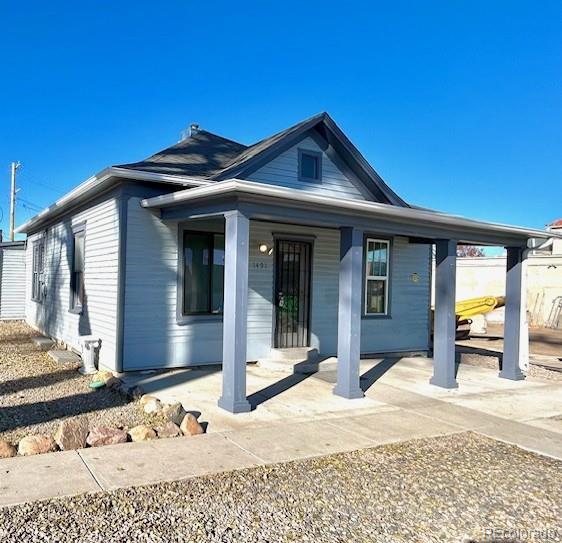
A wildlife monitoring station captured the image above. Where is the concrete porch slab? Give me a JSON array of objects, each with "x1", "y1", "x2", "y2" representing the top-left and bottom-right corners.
[
  {"x1": 0, "y1": 451, "x2": 100, "y2": 507},
  {"x1": 448, "y1": 383, "x2": 562, "y2": 422},
  {"x1": 223, "y1": 419, "x2": 375, "y2": 464}
]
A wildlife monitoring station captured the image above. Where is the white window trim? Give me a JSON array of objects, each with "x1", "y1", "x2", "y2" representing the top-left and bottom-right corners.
[
  {"x1": 364, "y1": 238, "x2": 390, "y2": 316},
  {"x1": 31, "y1": 238, "x2": 45, "y2": 303}
]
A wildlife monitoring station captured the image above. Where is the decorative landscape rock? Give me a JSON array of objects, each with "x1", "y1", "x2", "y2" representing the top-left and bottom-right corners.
[
  {"x1": 143, "y1": 398, "x2": 162, "y2": 415},
  {"x1": 54, "y1": 416, "x2": 89, "y2": 450},
  {"x1": 86, "y1": 426, "x2": 128, "y2": 447},
  {"x1": 0, "y1": 439, "x2": 17, "y2": 458},
  {"x1": 155, "y1": 421, "x2": 181, "y2": 439},
  {"x1": 94, "y1": 370, "x2": 115, "y2": 384},
  {"x1": 128, "y1": 425, "x2": 157, "y2": 442},
  {"x1": 139, "y1": 394, "x2": 158, "y2": 406},
  {"x1": 117, "y1": 383, "x2": 145, "y2": 400},
  {"x1": 162, "y1": 402, "x2": 186, "y2": 425},
  {"x1": 180, "y1": 413, "x2": 204, "y2": 436},
  {"x1": 18, "y1": 435, "x2": 57, "y2": 456},
  {"x1": 103, "y1": 375, "x2": 121, "y2": 389}
]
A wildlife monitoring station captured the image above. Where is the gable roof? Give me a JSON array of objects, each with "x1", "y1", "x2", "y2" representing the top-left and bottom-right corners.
[
  {"x1": 115, "y1": 112, "x2": 409, "y2": 207},
  {"x1": 17, "y1": 112, "x2": 413, "y2": 234}
]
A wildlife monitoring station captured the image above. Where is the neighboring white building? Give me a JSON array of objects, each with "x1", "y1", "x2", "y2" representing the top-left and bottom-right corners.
[
  {"x1": 456, "y1": 219, "x2": 562, "y2": 329},
  {"x1": 0, "y1": 239, "x2": 27, "y2": 320}
]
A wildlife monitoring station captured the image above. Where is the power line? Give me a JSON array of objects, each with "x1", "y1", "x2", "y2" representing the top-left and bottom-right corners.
[
  {"x1": 22, "y1": 177, "x2": 67, "y2": 194},
  {"x1": 18, "y1": 199, "x2": 43, "y2": 212}
]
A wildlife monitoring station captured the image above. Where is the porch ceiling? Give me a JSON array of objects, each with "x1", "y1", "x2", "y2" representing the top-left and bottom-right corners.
[{"x1": 141, "y1": 179, "x2": 556, "y2": 247}]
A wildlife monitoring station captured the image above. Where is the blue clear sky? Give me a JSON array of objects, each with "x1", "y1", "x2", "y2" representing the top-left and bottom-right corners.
[{"x1": 1, "y1": 1, "x2": 561, "y2": 241}]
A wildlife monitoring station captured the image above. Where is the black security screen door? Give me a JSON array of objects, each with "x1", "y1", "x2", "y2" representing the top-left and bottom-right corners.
[{"x1": 274, "y1": 239, "x2": 312, "y2": 348}]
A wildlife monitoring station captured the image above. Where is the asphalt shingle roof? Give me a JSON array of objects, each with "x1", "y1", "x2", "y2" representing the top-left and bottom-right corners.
[
  {"x1": 114, "y1": 112, "x2": 409, "y2": 206},
  {"x1": 115, "y1": 113, "x2": 325, "y2": 180},
  {"x1": 116, "y1": 130, "x2": 248, "y2": 178}
]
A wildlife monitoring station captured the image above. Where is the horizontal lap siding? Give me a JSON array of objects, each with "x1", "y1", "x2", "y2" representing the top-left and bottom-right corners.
[
  {"x1": 0, "y1": 247, "x2": 26, "y2": 319},
  {"x1": 250, "y1": 229, "x2": 430, "y2": 357},
  {"x1": 361, "y1": 237, "x2": 431, "y2": 353},
  {"x1": 123, "y1": 201, "x2": 430, "y2": 369},
  {"x1": 25, "y1": 196, "x2": 120, "y2": 369},
  {"x1": 246, "y1": 137, "x2": 366, "y2": 200},
  {"x1": 123, "y1": 198, "x2": 224, "y2": 369},
  {"x1": 248, "y1": 222, "x2": 340, "y2": 359}
]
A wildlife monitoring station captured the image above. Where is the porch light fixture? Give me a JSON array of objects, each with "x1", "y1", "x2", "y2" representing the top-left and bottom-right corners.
[{"x1": 258, "y1": 243, "x2": 273, "y2": 255}]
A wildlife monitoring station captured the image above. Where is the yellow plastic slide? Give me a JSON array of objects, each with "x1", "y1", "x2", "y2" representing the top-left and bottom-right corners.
[{"x1": 455, "y1": 296, "x2": 506, "y2": 321}]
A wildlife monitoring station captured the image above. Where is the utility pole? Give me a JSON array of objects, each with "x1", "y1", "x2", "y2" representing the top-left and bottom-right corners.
[{"x1": 9, "y1": 161, "x2": 20, "y2": 241}]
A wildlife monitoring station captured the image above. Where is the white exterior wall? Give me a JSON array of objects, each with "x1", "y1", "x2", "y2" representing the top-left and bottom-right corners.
[
  {"x1": 246, "y1": 137, "x2": 368, "y2": 200},
  {"x1": 25, "y1": 195, "x2": 120, "y2": 369},
  {"x1": 0, "y1": 246, "x2": 26, "y2": 320}
]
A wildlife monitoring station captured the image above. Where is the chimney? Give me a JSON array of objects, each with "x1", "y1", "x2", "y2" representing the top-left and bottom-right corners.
[{"x1": 179, "y1": 123, "x2": 201, "y2": 141}]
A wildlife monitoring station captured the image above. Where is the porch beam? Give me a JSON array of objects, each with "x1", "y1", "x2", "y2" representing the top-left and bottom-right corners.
[
  {"x1": 499, "y1": 247, "x2": 527, "y2": 381},
  {"x1": 217, "y1": 210, "x2": 252, "y2": 413},
  {"x1": 430, "y1": 239, "x2": 458, "y2": 389},
  {"x1": 334, "y1": 226, "x2": 364, "y2": 399}
]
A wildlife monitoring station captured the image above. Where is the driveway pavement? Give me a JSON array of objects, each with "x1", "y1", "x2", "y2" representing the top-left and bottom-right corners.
[{"x1": 1, "y1": 356, "x2": 561, "y2": 507}]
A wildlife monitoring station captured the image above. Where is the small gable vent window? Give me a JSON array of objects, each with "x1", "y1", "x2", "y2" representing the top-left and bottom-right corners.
[{"x1": 298, "y1": 149, "x2": 322, "y2": 182}]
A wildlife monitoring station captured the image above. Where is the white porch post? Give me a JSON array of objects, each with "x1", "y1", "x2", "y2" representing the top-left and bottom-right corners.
[
  {"x1": 430, "y1": 239, "x2": 459, "y2": 389},
  {"x1": 217, "y1": 210, "x2": 252, "y2": 413},
  {"x1": 499, "y1": 246, "x2": 527, "y2": 380},
  {"x1": 334, "y1": 226, "x2": 364, "y2": 399}
]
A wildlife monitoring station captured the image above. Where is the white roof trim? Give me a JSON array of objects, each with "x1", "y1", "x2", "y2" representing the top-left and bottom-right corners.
[
  {"x1": 141, "y1": 178, "x2": 555, "y2": 241},
  {"x1": 16, "y1": 167, "x2": 212, "y2": 234}
]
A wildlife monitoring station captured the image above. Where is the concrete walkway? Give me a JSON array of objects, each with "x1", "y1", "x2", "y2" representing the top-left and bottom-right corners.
[{"x1": 2, "y1": 357, "x2": 562, "y2": 507}]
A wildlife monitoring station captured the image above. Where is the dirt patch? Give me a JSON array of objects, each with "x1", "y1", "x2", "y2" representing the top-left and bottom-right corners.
[{"x1": 0, "y1": 321, "x2": 151, "y2": 444}]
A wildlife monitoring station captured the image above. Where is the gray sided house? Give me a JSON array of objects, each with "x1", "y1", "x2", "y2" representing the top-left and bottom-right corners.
[
  {"x1": 17, "y1": 113, "x2": 555, "y2": 412},
  {"x1": 0, "y1": 239, "x2": 26, "y2": 320}
]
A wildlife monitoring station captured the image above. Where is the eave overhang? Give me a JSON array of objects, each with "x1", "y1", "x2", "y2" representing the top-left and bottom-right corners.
[
  {"x1": 141, "y1": 179, "x2": 556, "y2": 248},
  {"x1": 16, "y1": 167, "x2": 212, "y2": 235}
]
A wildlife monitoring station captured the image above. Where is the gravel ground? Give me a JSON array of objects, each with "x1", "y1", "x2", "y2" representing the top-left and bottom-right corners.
[
  {"x1": 1, "y1": 432, "x2": 560, "y2": 543},
  {"x1": 0, "y1": 321, "x2": 150, "y2": 444},
  {"x1": 458, "y1": 349, "x2": 562, "y2": 382}
]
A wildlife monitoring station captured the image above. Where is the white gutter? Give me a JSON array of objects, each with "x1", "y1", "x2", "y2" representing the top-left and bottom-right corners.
[
  {"x1": 16, "y1": 167, "x2": 212, "y2": 234},
  {"x1": 141, "y1": 178, "x2": 555, "y2": 241}
]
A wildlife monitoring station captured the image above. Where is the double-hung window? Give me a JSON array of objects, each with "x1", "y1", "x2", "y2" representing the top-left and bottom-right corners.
[
  {"x1": 365, "y1": 238, "x2": 390, "y2": 315},
  {"x1": 31, "y1": 240, "x2": 44, "y2": 302},
  {"x1": 70, "y1": 226, "x2": 85, "y2": 313},
  {"x1": 182, "y1": 231, "x2": 225, "y2": 315}
]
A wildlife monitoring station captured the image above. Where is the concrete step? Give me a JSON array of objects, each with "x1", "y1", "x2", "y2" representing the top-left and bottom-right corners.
[
  {"x1": 48, "y1": 349, "x2": 82, "y2": 365},
  {"x1": 32, "y1": 336, "x2": 55, "y2": 351},
  {"x1": 258, "y1": 348, "x2": 319, "y2": 372}
]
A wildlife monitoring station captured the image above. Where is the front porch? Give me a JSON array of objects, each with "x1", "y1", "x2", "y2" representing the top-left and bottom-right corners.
[
  {"x1": 141, "y1": 180, "x2": 540, "y2": 414},
  {"x1": 118, "y1": 354, "x2": 562, "y2": 446}
]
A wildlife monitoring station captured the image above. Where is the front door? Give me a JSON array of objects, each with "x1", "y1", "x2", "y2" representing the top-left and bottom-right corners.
[{"x1": 274, "y1": 239, "x2": 312, "y2": 348}]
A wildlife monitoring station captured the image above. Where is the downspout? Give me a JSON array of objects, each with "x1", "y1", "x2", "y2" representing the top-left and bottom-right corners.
[{"x1": 114, "y1": 188, "x2": 129, "y2": 373}]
